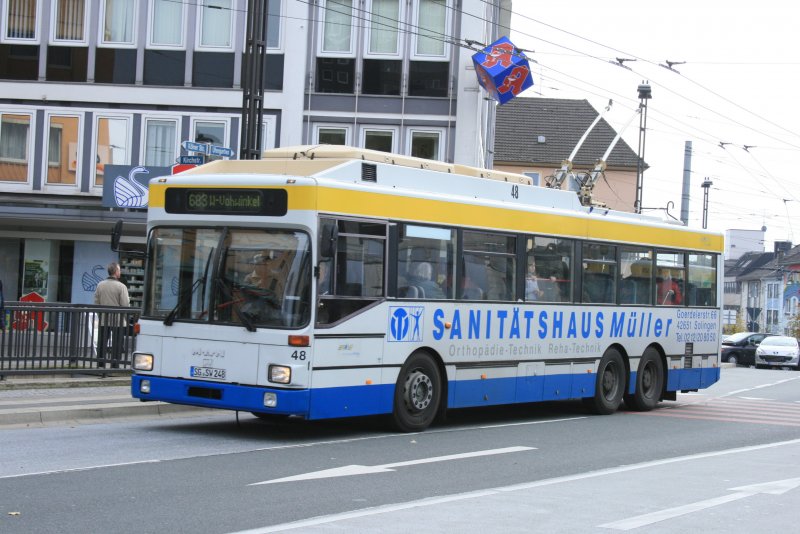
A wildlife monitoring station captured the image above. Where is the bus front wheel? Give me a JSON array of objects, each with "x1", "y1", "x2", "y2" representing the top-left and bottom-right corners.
[
  {"x1": 586, "y1": 349, "x2": 625, "y2": 415},
  {"x1": 392, "y1": 352, "x2": 441, "y2": 432},
  {"x1": 624, "y1": 347, "x2": 664, "y2": 411}
]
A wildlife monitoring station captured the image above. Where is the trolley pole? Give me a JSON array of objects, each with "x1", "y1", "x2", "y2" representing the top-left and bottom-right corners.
[
  {"x1": 634, "y1": 83, "x2": 651, "y2": 214},
  {"x1": 701, "y1": 178, "x2": 712, "y2": 229}
]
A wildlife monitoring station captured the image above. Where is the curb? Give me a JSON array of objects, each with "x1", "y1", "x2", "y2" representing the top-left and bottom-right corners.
[
  {"x1": 0, "y1": 401, "x2": 218, "y2": 428},
  {"x1": 0, "y1": 377, "x2": 132, "y2": 391}
]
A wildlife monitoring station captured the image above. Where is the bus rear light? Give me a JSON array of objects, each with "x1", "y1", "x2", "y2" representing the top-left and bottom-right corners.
[
  {"x1": 264, "y1": 392, "x2": 277, "y2": 408},
  {"x1": 269, "y1": 365, "x2": 291, "y2": 384},
  {"x1": 288, "y1": 335, "x2": 309, "y2": 347}
]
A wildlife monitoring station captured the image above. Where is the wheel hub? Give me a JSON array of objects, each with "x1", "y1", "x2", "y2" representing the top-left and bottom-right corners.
[{"x1": 405, "y1": 370, "x2": 434, "y2": 411}]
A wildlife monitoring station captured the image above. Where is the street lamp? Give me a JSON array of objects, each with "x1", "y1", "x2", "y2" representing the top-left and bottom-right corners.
[{"x1": 701, "y1": 178, "x2": 712, "y2": 229}]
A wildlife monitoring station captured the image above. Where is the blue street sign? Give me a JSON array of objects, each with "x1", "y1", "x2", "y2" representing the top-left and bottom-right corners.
[
  {"x1": 181, "y1": 140, "x2": 209, "y2": 154},
  {"x1": 178, "y1": 155, "x2": 205, "y2": 165},
  {"x1": 209, "y1": 145, "x2": 235, "y2": 158}
]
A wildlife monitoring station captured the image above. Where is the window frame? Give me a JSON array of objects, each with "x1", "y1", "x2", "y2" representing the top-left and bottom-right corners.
[
  {"x1": 409, "y1": 0, "x2": 451, "y2": 60},
  {"x1": 191, "y1": 117, "x2": 230, "y2": 161},
  {"x1": 195, "y1": 0, "x2": 234, "y2": 51},
  {"x1": 49, "y1": 0, "x2": 90, "y2": 46},
  {"x1": 42, "y1": 110, "x2": 83, "y2": 191},
  {"x1": 314, "y1": 123, "x2": 352, "y2": 145},
  {"x1": 406, "y1": 127, "x2": 445, "y2": 160},
  {"x1": 316, "y1": 0, "x2": 356, "y2": 57},
  {"x1": 147, "y1": 0, "x2": 187, "y2": 49},
  {"x1": 98, "y1": 0, "x2": 138, "y2": 48},
  {"x1": 141, "y1": 115, "x2": 180, "y2": 167},
  {"x1": 2, "y1": 0, "x2": 42, "y2": 43},
  {"x1": 0, "y1": 109, "x2": 34, "y2": 186},
  {"x1": 91, "y1": 113, "x2": 132, "y2": 189},
  {"x1": 364, "y1": 0, "x2": 404, "y2": 59},
  {"x1": 360, "y1": 126, "x2": 398, "y2": 153}
]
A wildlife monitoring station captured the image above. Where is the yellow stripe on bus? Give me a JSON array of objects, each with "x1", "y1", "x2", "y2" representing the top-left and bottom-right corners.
[{"x1": 149, "y1": 183, "x2": 723, "y2": 252}]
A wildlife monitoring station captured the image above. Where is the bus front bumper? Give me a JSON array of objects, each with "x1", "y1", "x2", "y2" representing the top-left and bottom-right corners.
[{"x1": 131, "y1": 375, "x2": 310, "y2": 416}]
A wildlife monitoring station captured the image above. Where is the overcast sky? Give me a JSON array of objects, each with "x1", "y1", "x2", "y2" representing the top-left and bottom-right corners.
[{"x1": 507, "y1": 0, "x2": 798, "y2": 251}]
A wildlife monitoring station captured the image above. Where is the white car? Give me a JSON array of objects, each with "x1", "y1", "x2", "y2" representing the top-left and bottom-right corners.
[{"x1": 755, "y1": 336, "x2": 800, "y2": 369}]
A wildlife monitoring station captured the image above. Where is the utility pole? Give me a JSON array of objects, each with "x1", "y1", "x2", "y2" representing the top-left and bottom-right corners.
[
  {"x1": 634, "y1": 83, "x2": 651, "y2": 214},
  {"x1": 240, "y1": 0, "x2": 268, "y2": 160},
  {"x1": 701, "y1": 178, "x2": 712, "y2": 229},
  {"x1": 679, "y1": 141, "x2": 692, "y2": 224}
]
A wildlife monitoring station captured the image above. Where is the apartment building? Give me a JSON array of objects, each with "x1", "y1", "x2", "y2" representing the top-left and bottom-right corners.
[{"x1": 0, "y1": 0, "x2": 508, "y2": 304}]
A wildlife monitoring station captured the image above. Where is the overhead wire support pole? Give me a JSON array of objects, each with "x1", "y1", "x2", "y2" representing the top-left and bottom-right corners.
[
  {"x1": 701, "y1": 178, "x2": 712, "y2": 229},
  {"x1": 240, "y1": 0, "x2": 268, "y2": 160},
  {"x1": 634, "y1": 83, "x2": 651, "y2": 214}
]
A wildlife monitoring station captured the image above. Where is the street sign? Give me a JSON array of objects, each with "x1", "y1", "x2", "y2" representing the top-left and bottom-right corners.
[
  {"x1": 181, "y1": 141, "x2": 209, "y2": 154},
  {"x1": 209, "y1": 145, "x2": 235, "y2": 158},
  {"x1": 172, "y1": 164, "x2": 197, "y2": 174},
  {"x1": 178, "y1": 155, "x2": 204, "y2": 165}
]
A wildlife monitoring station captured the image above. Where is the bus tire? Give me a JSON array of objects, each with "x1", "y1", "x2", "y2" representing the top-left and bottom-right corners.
[
  {"x1": 392, "y1": 351, "x2": 441, "y2": 432},
  {"x1": 624, "y1": 348, "x2": 664, "y2": 411},
  {"x1": 586, "y1": 348, "x2": 625, "y2": 415}
]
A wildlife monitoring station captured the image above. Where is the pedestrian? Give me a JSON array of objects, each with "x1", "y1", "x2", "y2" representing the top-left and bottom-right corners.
[
  {"x1": 0, "y1": 279, "x2": 5, "y2": 332},
  {"x1": 93, "y1": 262, "x2": 130, "y2": 368}
]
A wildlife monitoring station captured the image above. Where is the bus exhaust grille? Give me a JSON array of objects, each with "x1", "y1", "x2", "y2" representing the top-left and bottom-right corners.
[
  {"x1": 362, "y1": 163, "x2": 377, "y2": 182},
  {"x1": 188, "y1": 387, "x2": 222, "y2": 400}
]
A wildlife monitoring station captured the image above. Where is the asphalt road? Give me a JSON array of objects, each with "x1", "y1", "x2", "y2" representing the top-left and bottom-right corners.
[{"x1": 2, "y1": 367, "x2": 800, "y2": 534}]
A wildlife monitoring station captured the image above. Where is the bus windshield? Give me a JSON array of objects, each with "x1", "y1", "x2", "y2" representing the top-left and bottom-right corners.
[{"x1": 144, "y1": 227, "x2": 312, "y2": 329}]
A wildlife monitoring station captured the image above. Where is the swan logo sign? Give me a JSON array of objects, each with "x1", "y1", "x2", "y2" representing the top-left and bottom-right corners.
[{"x1": 102, "y1": 165, "x2": 170, "y2": 208}]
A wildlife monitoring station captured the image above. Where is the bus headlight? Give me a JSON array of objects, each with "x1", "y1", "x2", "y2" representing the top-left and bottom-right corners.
[
  {"x1": 133, "y1": 352, "x2": 154, "y2": 371},
  {"x1": 269, "y1": 365, "x2": 291, "y2": 384}
]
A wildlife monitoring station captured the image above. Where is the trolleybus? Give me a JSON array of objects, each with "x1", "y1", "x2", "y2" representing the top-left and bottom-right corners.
[{"x1": 128, "y1": 145, "x2": 723, "y2": 431}]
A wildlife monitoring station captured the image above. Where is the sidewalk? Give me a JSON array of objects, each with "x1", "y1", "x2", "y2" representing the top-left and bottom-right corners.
[{"x1": 0, "y1": 374, "x2": 215, "y2": 428}]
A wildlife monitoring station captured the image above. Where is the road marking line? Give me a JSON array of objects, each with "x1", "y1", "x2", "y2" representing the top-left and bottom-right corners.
[
  {"x1": 599, "y1": 477, "x2": 800, "y2": 530},
  {"x1": 249, "y1": 446, "x2": 534, "y2": 485},
  {"x1": 228, "y1": 437, "x2": 800, "y2": 533}
]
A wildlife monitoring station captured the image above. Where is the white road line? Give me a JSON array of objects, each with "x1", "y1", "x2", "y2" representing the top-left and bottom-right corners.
[
  {"x1": 599, "y1": 477, "x2": 800, "y2": 530},
  {"x1": 249, "y1": 446, "x2": 534, "y2": 485},
  {"x1": 228, "y1": 437, "x2": 800, "y2": 534}
]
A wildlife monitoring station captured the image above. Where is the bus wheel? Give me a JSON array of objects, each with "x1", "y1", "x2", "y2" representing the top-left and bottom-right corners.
[
  {"x1": 586, "y1": 348, "x2": 625, "y2": 415},
  {"x1": 392, "y1": 352, "x2": 441, "y2": 432},
  {"x1": 624, "y1": 348, "x2": 664, "y2": 411}
]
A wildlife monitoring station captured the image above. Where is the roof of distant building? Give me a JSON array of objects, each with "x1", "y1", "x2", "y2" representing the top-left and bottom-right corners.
[{"x1": 493, "y1": 97, "x2": 641, "y2": 168}]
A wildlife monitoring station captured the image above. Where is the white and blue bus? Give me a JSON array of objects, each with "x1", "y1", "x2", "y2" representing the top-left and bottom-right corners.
[{"x1": 129, "y1": 146, "x2": 723, "y2": 431}]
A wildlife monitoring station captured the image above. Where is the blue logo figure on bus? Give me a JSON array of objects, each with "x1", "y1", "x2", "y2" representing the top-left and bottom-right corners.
[{"x1": 389, "y1": 306, "x2": 424, "y2": 342}]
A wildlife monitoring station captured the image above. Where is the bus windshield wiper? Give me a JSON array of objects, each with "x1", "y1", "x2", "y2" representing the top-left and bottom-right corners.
[
  {"x1": 215, "y1": 276, "x2": 257, "y2": 332},
  {"x1": 164, "y1": 251, "x2": 214, "y2": 326}
]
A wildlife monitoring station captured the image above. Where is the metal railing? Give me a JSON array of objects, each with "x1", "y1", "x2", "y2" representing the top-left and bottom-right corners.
[{"x1": 0, "y1": 302, "x2": 137, "y2": 378}]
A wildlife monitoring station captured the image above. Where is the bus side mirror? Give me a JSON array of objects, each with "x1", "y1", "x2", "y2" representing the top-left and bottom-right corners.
[
  {"x1": 111, "y1": 220, "x2": 123, "y2": 252},
  {"x1": 320, "y1": 222, "x2": 338, "y2": 259}
]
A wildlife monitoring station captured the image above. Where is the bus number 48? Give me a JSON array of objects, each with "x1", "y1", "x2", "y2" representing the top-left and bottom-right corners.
[{"x1": 291, "y1": 350, "x2": 306, "y2": 360}]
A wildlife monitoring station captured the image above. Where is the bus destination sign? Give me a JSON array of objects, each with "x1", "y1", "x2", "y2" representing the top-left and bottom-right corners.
[{"x1": 165, "y1": 188, "x2": 288, "y2": 216}]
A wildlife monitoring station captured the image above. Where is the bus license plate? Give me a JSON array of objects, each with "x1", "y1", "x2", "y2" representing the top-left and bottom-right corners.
[{"x1": 190, "y1": 366, "x2": 227, "y2": 379}]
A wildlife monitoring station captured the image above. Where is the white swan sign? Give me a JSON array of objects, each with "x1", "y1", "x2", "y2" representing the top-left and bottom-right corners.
[{"x1": 102, "y1": 165, "x2": 170, "y2": 209}]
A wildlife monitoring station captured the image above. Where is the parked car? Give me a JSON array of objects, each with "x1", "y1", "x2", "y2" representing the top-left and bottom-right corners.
[
  {"x1": 720, "y1": 332, "x2": 769, "y2": 366},
  {"x1": 755, "y1": 336, "x2": 800, "y2": 369}
]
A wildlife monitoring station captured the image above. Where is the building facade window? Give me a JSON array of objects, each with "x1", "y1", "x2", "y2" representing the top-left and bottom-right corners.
[
  {"x1": 143, "y1": 117, "x2": 178, "y2": 167},
  {"x1": 266, "y1": 0, "x2": 281, "y2": 49},
  {"x1": 94, "y1": 116, "x2": 130, "y2": 187},
  {"x1": 193, "y1": 119, "x2": 228, "y2": 161},
  {"x1": 362, "y1": 127, "x2": 396, "y2": 153},
  {"x1": 413, "y1": 0, "x2": 447, "y2": 57},
  {"x1": 523, "y1": 171, "x2": 541, "y2": 186},
  {"x1": 361, "y1": 59, "x2": 401, "y2": 95},
  {"x1": 408, "y1": 129, "x2": 443, "y2": 160},
  {"x1": 51, "y1": 0, "x2": 87, "y2": 44},
  {"x1": 100, "y1": 0, "x2": 136, "y2": 46},
  {"x1": 149, "y1": 0, "x2": 185, "y2": 47},
  {"x1": 198, "y1": 0, "x2": 232, "y2": 49},
  {"x1": 315, "y1": 124, "x2": 350, "y2": 145},
  {"x1": 3, "y1": 0, "x2": 40, "y2": 41},
  {"x1": 320, "y1": 0, "x2": 354, "y2": 55},
  {"x1": 0, "y1": 112, "x2": 31, "y2": 183},
  {"x1": 367, "y1": 0, "x2": 401, "y2": 56},
  {"x1": 45, "y1": 114, "x2": 80, "y2": 186}
]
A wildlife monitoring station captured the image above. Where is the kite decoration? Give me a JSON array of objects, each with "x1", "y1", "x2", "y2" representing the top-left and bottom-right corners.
[{"x1": 471, "y1": 36, "x2": 533, "y2": 104}]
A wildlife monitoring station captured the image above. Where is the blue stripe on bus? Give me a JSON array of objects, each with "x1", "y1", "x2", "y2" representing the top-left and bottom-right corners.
[{"x1": 132, "y1": 366, "x2": 720, "y2": 420}]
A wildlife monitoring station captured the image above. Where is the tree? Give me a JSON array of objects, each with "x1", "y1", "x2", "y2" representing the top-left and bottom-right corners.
[{"x1": 787, "y1": 313, "x2": 800, "y2": 339}]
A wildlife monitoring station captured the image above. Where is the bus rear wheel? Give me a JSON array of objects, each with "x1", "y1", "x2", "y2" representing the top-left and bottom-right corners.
[
  {"x1": 624, "y1": 348, "x2": 664, "y2": 411},
  {"x1": 586, "y1": 348, "x2": 625, "y2": 415},
  {"x1": 392, "y1": 352, "x2": 441, "y2": 432}
]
